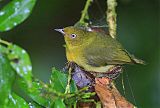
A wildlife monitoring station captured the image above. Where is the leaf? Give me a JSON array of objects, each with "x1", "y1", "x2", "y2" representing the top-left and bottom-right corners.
[
  {"x1": 52, "y1": 98, "x2": 66, "y2": 108},
  {"x1": 7, "y1": 44, "x2": 33, "y2": 86},
  {"x1": 0, "y1": 44, "x2": 8, "y2": 54},
  {"x1": 50, "y1": 68, "x2": 68, "y2": 93},
  {"x1": 28, "y1": 102, "x2": 44, "y2": 108},
  {"x1": 17, "y1": 78, "x2": 51, "y2": 107},
  {"x1": 0, "y1": 40, "x2": 32, "y2": 86},
  {"x1": 70, "y1": 80, "x2": 77, "y2": 93},
  {"x1": 0, "y1": 0, "x2": 36, "y2": 31},
  {"x1": 50, "y1": 68, "x2": 77, "y2": 93},
  {"x1": 0, "y1": 41, "x2": 50, "y2": 107},
  {"x1": 28, "y1": 80, "x2": 51, "y2": 107},
  {"x1": 8, "y1": 93, "x2": 29, "y2": 108},
  {"x1": 0, "y1": 54, "x2": 15, "y2": 107}
]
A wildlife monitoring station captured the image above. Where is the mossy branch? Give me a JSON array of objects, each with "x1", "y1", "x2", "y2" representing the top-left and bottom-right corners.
[
  {"x1": 106, "y1": 0, "x2": 117, "y2": 38},
  {"x1": 105, "y1": 0, "x2": 137, "y2": 107},
  {"x1": 72, "y1": 0, "x2": 138, "y2": 107},
  {"x1": 78, "y1": 0, "x2": 92, "y2": 26}
]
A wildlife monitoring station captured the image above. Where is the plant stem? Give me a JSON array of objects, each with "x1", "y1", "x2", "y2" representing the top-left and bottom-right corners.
[
  {"x1": 65, "y1": 67, "x2": 72, "y2": 94},
  {"x1": 105, "y1": 1, "x2": 137, "y2": 107},
  {"x1": 79, "y1": 0, "x2": 92, "y2": 25},
  {"x1": 106, "y1": 0, "x2": 117, "y2": 38},
  {"x1": 0, "y1": 39, "x2": 11, "y2": 46}
]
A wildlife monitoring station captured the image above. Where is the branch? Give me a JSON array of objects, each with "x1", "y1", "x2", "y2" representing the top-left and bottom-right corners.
[
  {"x1": 95, "y1": 78, "x2": 135, "y2": 108},
  {"x1": 106, "y1": 0, "x2": 117, "y2": 38},
  {"x1": 70, "y1": 62, "x2": 137, "y2": 108},
  {"x1": 0, "y1": 39, "x2": 11, "y2": 46},
  {"x1": 78, "y1": 0, "x2": 92, "y2": 26},
  {"x1": 104, "y1": 0, "x2": 137, "y2": 107},
  {"x1": 71, "y1": 0, "x2": 138, "y2": 108}
]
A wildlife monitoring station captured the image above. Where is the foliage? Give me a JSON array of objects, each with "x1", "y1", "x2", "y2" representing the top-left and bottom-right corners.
[
  {"x1": 0, "y1": 0, "x2": 95, "y2": 107},
  {"x1": 0, "y1": 0, "x2": 36, "y2": 31}
]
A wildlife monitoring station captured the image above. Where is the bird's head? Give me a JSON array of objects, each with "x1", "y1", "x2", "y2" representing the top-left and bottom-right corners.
[{"x1": 55, "y1": 26, "x2": 94, "y2": 48}]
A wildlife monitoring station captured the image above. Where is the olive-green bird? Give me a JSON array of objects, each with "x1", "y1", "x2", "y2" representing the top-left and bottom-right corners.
[{"x1": 55, "y1": 26, "x2": 144, "y2": 73}]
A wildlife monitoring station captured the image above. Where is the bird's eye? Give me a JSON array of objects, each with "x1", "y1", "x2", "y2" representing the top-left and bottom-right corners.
[{"x1": 70, "y1": 34, "x2": 77, "y2": 39}]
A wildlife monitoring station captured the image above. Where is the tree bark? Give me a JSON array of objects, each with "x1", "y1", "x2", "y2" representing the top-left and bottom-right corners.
[{"x1": 95, "y1": 78, "x2": 134, "y2": 108}]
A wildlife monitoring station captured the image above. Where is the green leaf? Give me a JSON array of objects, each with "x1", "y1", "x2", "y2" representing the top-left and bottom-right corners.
[
  {"x1": 28, "y1": 102, "x2": 44, "y2": 108},
  {"x1": 50, "y1": 68, "x2": 68, "y2": 93},
  {"x1": 7, "y1": 44, "x2": 32, "y2": 86},
  {"x1": 17, "y1": 78, "x2": 50, "y2": 107},
  {"x1": 52, "y1": 98, "x2": 66, "y2": 108},
  {"x1": 70, "y1": 80, "x2": 77, "y2": 93},
  {"x1": 50, "y1": 68, "x2": 77, "y2": 93},
  {"x1": 0, "y1": 40, "x2": 32, "y2": 86},
  {"x1": 0, "y1": 54, "x2": 15, "y2": 107},
  {"x1": 0, "y1": 44, "x2": 8, "y2": 54},
  {"x1": 0, "y1": 0, "x2": 36, "y2": 31},
  {"x1": 8, "y1": 93, "x2": 29, "y2": 108},
  {"x1": 28, "y1": 80, "x2": 51, "y2": 107}
]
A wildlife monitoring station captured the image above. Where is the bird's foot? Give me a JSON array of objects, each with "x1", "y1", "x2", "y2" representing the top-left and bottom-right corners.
[
  {"x1": 93, "y1": 65, "x2": 123, "y2": 79},
  {"x1": 63, "y1": 61, "x2": 76, "y2": 72},
  {"x1": 106, "y1": 65, "x2": 123, "y2": 79}
]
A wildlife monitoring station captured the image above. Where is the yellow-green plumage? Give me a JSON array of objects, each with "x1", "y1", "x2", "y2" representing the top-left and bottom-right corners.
[{"x1": 56, "y1": 26, "x2": 144, "y2": 73}]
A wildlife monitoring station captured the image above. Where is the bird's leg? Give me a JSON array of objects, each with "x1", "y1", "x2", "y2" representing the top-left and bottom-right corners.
[
  {"x1": 62, "y1": 62, "x2": 69, "y2": 72},
  {"x1": 63, "y1": 61, "x2": 75, "y2": 72},
  {"x1": 93, "y1": 65, "x2": 123, "y2": 79},
  {"x1": 106, "y1": 65, "x2": 123, "y2": 79}
]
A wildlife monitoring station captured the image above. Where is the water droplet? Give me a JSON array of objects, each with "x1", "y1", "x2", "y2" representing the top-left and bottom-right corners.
[
  {"x1": 49, "y1": 80, "x2": 52, "y2": 84},
  {"x1": 37, "y1": 82, "x2": 40, "y2": 86},
  {"x1": 16, "y1": 67, "x2": 20, "y2": 73},
  {"x1": 14, "y1": 7, "x2": 19, "y2": 15},
  {"x1": 15, "y1": 2, "x2": 20, "y2": 6},
  {"x1": 24, "y1": 9, "x2": 30, "y2": 14},
  {"x1": 6, "y1": 27, "x2": 10, "y2": 31},
  {"x1": 22, "y1": 50, "x2": 26, "y2": 54},
  {"x1": 13, "y1": 22, "x2": 17, "y2": 26},
  {"x1": 0, "y1": 79, "x2": 4, "y2": 83},
  {"x1": 87, "y1": 28, "x2": 92, "y2": 32},
  {"x1": 29, "y1": 103, "x2": 33, "y2": 108},
  {"x1": 11, "y1": 51, "x2": 15, "y2": 54},
  {"x1": 27, "y1": 66, "x2": 32, "y2": 71},
  {"x1": 9, "y1": 94, "x2": 16, "y2": 104},
  {"x1": 0, "y1": 11, "x2": 5, "y2": 16},
  {"x1": 23, "y1": 67, "x2": 27, "y2": 73}
]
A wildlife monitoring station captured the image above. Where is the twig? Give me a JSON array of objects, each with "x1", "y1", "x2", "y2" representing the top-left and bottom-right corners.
[
  {"x1": 65, "y1": 67, "x2": 72, "y2": 94},
  {"x1": 0, "y1": 39, "x2": 11, "y2": 46},
  {"x1": 78, "y1": 0, "x2": 92, "y2": 26},
  {"x1": 105, "y1": 0, "x2": 137, "y2": 107},
  {"x1": 106, "y1": 0, "x2": 117, "y2": 38}
]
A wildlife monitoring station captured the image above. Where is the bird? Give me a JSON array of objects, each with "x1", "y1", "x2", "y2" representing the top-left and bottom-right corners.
[{"x1": 55, "y1": 26, "x2": 144, "y2": 73}]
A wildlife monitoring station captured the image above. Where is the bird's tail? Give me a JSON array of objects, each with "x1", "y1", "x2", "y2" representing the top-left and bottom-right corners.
[
  {"x1": 124, "y1": 49, "x2": 145, "y2": 65},
  {"x1": 130, "y1": 55, "x2": 145, "y2": 65}
]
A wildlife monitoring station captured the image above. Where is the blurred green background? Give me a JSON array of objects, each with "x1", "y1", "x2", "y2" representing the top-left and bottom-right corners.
[{"x1": 0, "y1": 0, "x2": 159, "y2": 107}]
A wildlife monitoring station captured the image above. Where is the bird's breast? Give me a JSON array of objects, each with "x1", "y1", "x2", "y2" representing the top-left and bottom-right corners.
[
  {"x1": 66, "y1": 50, "x2": 75, "y2": 61},
  {"x1": 66, "y1": 46, "x2": 82, "y2": 62}
]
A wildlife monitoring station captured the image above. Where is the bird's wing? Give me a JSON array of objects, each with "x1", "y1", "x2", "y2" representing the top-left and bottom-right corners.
[{"x1": 83, "y1": 38, "x2": 133, "y2": 67}]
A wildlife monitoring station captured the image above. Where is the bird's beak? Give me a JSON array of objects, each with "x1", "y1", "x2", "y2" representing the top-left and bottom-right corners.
[{"x1": 54, "y1": 29, "x2": 65, "y2": 35}]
